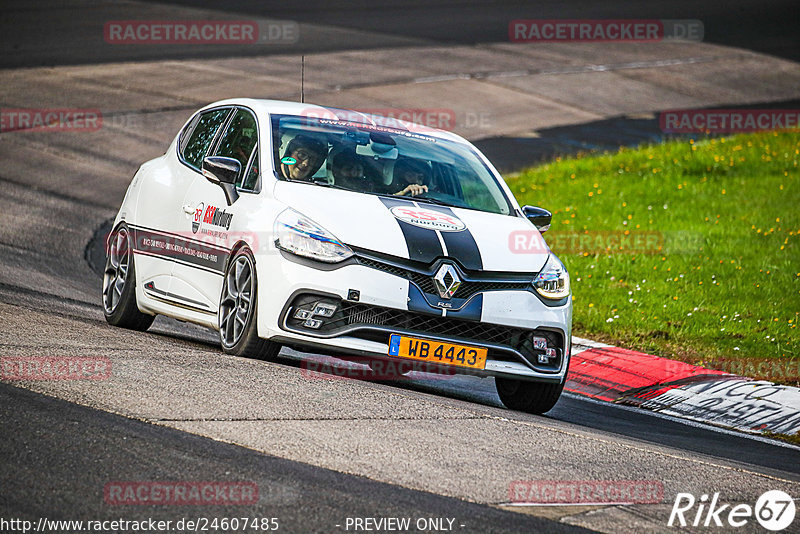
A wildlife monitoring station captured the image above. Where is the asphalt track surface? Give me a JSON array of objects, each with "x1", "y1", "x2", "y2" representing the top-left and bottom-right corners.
[
  {"x1": 1, "y1": 2, "x2": 800, "y2": 533},
  {"x1": 3, "y1": 0, "x2": 798, "y2": 66},
  {"x1": 0, "y1": 383, "x2": 587, "y2": 533}
]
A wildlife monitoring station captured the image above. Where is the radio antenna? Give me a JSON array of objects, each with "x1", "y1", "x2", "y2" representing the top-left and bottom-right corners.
[{"x1": 300, "y1": 55, "x2": 305, "y2": 103}]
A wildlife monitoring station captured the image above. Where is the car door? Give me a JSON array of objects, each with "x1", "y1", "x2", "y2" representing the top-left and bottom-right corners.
[
  {"x1": 170, "y1": 106, "x2": 260, "y2": 314},
  {"x1": 133, "y1": 106, "x2": 232, "y2": 302}
]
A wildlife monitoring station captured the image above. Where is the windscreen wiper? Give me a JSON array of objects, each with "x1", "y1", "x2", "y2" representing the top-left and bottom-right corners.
[
  {"x1": 412, "y1": 196, "x2": 457, "y2": 208},
  {"x1": 312, "y1": 179, "x2": 351, "y2": 191}
]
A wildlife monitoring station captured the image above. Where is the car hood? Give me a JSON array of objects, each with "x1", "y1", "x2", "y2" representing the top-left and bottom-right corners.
[{"x1": 273, "y1": 182, "x2": 550, "y2": 273}]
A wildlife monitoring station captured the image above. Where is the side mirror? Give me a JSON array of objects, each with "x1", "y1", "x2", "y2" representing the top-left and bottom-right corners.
[
  {"x1": 522, "y1": 205, "x2": 552, "y2": 233},
  {"x1": 202, "y1": 156, "x2": 240, "y2": 184},
  {"x1": 202, "y1": 156, "x2": 240, "y2": 205}
]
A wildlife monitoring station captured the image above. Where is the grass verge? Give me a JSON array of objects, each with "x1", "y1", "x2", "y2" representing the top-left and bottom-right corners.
[{"x1": 506, "y1": 131, "x2": 799, "y2": 385}]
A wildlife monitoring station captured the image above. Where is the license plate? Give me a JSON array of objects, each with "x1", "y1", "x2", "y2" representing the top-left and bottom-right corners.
[{"x1": 388, "y1": 334, "x2": 487, "y2": 370}]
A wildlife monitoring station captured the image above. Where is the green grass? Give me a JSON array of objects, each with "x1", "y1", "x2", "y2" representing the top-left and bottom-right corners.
[{"x1": 506, "y1": 132, "x2": 800, "y2": 385}]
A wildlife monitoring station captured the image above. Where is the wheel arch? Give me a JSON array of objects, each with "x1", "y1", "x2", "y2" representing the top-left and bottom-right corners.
[{"x1": 225, "y1": 239, "x2": 256, "y2": 272}]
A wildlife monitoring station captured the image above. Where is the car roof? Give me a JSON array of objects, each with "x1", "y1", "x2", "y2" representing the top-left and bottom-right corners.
[{"x1": 197, "y1": 98, "x2": 469, "y2": 145}]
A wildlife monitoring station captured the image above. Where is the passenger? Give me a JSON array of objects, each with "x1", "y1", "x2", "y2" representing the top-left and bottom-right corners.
[
  {"x1": 280, "y1": 135, "x2": 326, "y2": 181},
  {"x1": 392, "y1": 158, "x2": 430, "y2": 197},
  {"x1": 331, "y1": 151, "x2": 372, "y2": 191}
]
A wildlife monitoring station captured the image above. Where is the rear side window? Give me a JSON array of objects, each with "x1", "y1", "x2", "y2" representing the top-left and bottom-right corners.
[{"x1": 181, "y1": 108, "x2": 230, "y2": 169}]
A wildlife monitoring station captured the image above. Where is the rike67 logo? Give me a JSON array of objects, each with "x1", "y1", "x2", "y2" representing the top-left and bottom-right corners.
[{"x1": 668, "y1": 490, "x2": 796, "y2": 531}]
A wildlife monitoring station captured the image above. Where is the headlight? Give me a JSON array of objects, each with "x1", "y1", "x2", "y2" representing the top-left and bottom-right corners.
[
  {"x1": 274, "y1": 209, "x2": 353, "y2": 263},
  {"x1": 533, "y1": 255, "x2": 570, "y2": 299}
]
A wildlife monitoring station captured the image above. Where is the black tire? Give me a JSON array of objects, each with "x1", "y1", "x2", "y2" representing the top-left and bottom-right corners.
[
  {"x1": 495, "y1": 377, "x2": 564, "y2": 414},
  {"x1": 102, "y1": 224, "x2": 155, "y2": 331},
  {"x1": 218, "y1": 248, "x2": 280, "y2": 360}
]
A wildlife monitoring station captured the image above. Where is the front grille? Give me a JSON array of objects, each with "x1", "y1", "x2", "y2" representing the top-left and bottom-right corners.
[
  {"x1": 338, "y1": 302, "x2": 527, "y2": 343},
  {"x1": 356, "y1": 255, "x2": 532, "y2": 300},
  {"x1": 284, "y1": 294, "x2": 563, "y2": 372}
]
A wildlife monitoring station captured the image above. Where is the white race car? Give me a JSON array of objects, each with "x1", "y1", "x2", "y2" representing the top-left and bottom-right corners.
[{"x1": 103, "y1": 98, "x2": 572, "y2": 413}]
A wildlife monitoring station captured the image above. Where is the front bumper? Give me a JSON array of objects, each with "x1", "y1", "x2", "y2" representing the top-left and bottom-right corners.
[{"x1": 256, "y1": 250, "x2": 572, "y2": 382}]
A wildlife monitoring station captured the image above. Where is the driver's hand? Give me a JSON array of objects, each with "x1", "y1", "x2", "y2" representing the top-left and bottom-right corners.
[{"x1": 398, "y1": 184, "x2": 428, "y2": 196}]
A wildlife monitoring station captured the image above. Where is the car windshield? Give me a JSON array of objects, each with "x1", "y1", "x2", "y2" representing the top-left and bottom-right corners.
[{"x1": 270, "y1": 113, "x2": 513, "y2": 215}]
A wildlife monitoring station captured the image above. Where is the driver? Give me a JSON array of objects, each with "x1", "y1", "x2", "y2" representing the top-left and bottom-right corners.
[
  {"x1": 280, "y1": 135, "x2": 326, "y2": 181},
  {"x1": 392, "y1": 158, "x2": 430, "y2": 197}
]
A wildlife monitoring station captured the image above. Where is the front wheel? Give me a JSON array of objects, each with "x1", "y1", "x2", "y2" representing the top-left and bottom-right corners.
[
  {"x1": 102, "y1": 224, "x2": 154, "y2": 331},
  {"x1": 218, "y1": 249, "x2": 280, "y2": 360},
  {"x1": 495, "y1": 377, "x2": 564, "y2": 414}
]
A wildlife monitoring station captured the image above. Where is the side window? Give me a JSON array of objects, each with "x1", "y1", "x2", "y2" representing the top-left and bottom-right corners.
[
  {"x1": 213, "y1": 108, "x2": 258, "y2": 170},
  {"x1": 181, "y1": 108, "x2": 230, "y2": 169},
  {"x1": 240, "y1": 147, "x2": 259, "y2": 191}
]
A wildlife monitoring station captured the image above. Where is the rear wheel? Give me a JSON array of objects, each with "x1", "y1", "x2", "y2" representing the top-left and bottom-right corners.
[
  {"x1": 219, "y1": 249, "x2": 280, "y2": 360},
  {"x1": 495, "y1": 377, "x2": 564, "y2": 414},
  {"x1": 102, "y1": 224, "x2": 154, "y2": 331}
]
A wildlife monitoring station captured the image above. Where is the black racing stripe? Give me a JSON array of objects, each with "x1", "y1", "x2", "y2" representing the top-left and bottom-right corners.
[
  {"x1": 380, "y1": 197, "x2": 483, "y2": 320},
  {"x1": 378, "y1": 197, "x2": 444, "y2": 264},
  {"x1": 424, "y1": 206, "x2": 483, "y2": 270}
]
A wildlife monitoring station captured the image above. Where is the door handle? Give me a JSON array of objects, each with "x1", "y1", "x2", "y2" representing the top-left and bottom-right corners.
[{"x1": 183, "y1": 204, "x2": 195, "y2": 215}]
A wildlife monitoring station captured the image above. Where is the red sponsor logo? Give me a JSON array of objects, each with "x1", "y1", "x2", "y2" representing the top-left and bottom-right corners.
[
  {"x1": 104, "y1": 20, "x2": 259, "y2": 44},
  {"x1": 104, "y1": 482, "x2": 258, "y2": 505},
  {"x1": 300, "y1": 358, "x2": 457, "y2": 381},
  {"x1": 509, "y1": 480, "x2": 664, "y2": 504},
  {"x1": 1, "y1": 108, "x2": 102, "y2": 133},
  {"x1": 509, "y1": 19, "x2": 703, "y2": 42},
  {"x1": 660, "y1": 109, "x2": 800, "y2": 133},
  {"x1": 390, "y1": 206, "x2": 466, "y2": 232},
  {"x1": 1, "y1": 357, "x2": 111, "y2": 380},
  {"x1": 201, "y1": 204, "x2": 233, "y2": 229}
]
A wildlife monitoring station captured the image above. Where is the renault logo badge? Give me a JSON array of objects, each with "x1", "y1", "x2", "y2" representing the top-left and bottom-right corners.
[{"x1": 433, "y1": 264, "x2": 461, "y2": 299}]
